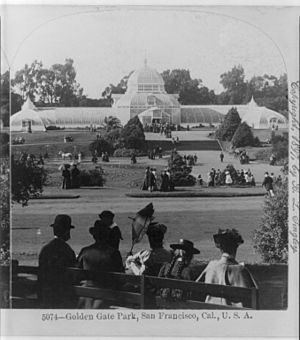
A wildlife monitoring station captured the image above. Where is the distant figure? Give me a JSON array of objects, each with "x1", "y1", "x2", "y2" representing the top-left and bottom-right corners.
[
  {"x1": 62, "y1": 164, "x2": 71, "y2": 189},
  {"x1": 92, "y1": 150, "x2": 98, "y2": 164},
  {"x1": 131, "y1": 153, "x2": 137, "y2": 164},
  {"x1": 142, "y1": 167, "x2": 155, "y2": 192},
  {"x1": 99, "y1": 210, "x2": 123, "y2": 251},
  {"x1": 152, "y1": 168, "x2": 158, "y2": 191},
  {"x1": 77, "y1": 220, "x2": 124, "y2": 309},
  {"x1": 262, "y1": 172, "x2": 274, "y2": 197},
  {"x1": 196, "y1": 228, "x2": 257, "y2": 307},
  {"x1": 197, "y1": 174, "x2": 203, "y2": 186},
  {"x1": 160, "y1": 170, "x2": 170, "y2": 192},
  {"x1": 225, "y1": 170, "x2": 233, "y2": 185},
  {"x1": 71, "y1": 164, "x2": 80, "y2": 188},
  {"x1": 78, "y1": 151, "x2": 82, "y2": 163},
  {"x1": 220, "y1": 152, "x2": 224, "y2": 163},
  {"x1": 207, "y1": 172, "x2": 213, "y2": 187},
  {"x1": 38, "y1": 215, "x2": 77, "y2": 308},
  {"x1": 38, "y1": 155, "x2": 44, "y2": 166},
  {"x1": 193, "y1": 154, "x2": 198, "y2": 164},
  {"x1": 269, "y1": 154, "x2": 276, "y2": 166}
]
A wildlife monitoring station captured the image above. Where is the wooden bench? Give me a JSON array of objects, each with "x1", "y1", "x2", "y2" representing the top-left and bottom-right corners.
[{"x1": 9, "y1": 265, "x2": 259, "y2": 309}]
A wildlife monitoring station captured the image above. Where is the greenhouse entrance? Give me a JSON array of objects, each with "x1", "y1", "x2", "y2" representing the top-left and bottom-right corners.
[{"x1": 138, "y1": 107, "x2": 171, "y2": 126}]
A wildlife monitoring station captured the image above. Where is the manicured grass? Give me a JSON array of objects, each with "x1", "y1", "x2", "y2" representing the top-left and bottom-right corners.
[{"x1": 12, "y1": 208, "x2": 262, "y2": 265}]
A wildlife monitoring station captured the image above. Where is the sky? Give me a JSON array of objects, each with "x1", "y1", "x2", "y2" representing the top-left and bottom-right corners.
[{"x1": 0, "y1": 5, "x2": 296, "y2": 98}]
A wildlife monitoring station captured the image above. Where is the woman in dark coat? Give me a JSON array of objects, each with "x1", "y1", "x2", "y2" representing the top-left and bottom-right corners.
[
  {"x1": 62, "y1": 164, "x2": 71, "y2": 189},
  {"x1": 77, "y1": 220, "x2": 124, "y2": 309}
]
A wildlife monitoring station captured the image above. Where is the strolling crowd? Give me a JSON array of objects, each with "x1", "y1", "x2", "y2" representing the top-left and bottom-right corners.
[
  {"x1": 204, "y1": 167, "x2": 256, "y2": 187},
  {"x1": 38, "y1": 209, "x2": 257, "y2": 309},
  {"x1": 142, "y1": 166, "x2": 174, "y2": 192}
]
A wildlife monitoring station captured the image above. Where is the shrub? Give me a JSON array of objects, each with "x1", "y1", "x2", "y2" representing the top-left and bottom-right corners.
[
  {"x1": 231, "y1": 122, "x2": 256, "y2": 148},
  {"x1": 78, "y1": 167, "x2": 105, "y2": 187},
  {"x1": 89, "y1": 138, "x2": 114, "y2": 156},
  {"x1": 121, "y1": 116, "x2": 146, "y2": 150},
  {"x1": 103, "y1": 128, "x2": 123, "y2": 149},
  {"x1": 11, "y1": 155, "x2": 47, "y2": 206},
  {"x1": 215, "y1": 107, "x2": 241, "y2": 141},
  {"x1": 253, "y1": 170, "x2": 288, "y2": 263},
  {"x1": 168, "y1": 151, "x2": 196, "y2": 187},
  {"x1": 271, "y1": 133, "x2": 288, "y2": 161},
  {"x1": 0, "y1": 178, "x2": 10, "y2": 266},
  {"x1": 0, "y1": 132, "x2": 9, "y2": 157},
  {"x1": 113, "y1": 148, "x2": 147, "y2": 157},
  {"x1": 254, "y1": 149, "x2": 272, "y2": 162}
]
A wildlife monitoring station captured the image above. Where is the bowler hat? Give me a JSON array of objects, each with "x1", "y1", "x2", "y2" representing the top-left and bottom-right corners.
[
  {"x1": 213, "y1": 228, "x2": 244, "y2": 248},
  {"x1": 89, "y1": 220, "x2": 110, "y2": 238},
  {"x1": 99, "y1": 210, "x2": 115, "y2": 220},
  {"x1": 170, "y1": 239, "x2": 200, "y2": 254},
  {"x1": 146, "y1": 222, "x2": 167, "y2": 236},
  {"x1": 50, "y1": 214, "x2": 74, "y2": 229}
]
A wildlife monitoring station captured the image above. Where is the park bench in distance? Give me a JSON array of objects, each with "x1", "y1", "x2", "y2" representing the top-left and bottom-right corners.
[{"x1": 9, "y1": 264, "x2": 259, "y2": 310}]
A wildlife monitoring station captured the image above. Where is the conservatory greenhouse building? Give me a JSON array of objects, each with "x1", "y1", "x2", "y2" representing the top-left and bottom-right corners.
[{"x1": 10, "y1": 61, "x2": 288, "y2": 131}]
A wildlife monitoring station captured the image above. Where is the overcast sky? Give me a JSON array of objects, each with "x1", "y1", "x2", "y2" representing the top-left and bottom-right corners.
[{"x1": 0, "y1": 6, "x2": 295, "y2": 98}]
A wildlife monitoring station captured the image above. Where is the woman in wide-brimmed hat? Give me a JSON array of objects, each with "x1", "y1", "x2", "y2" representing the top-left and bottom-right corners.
[
  {"x1": 158, "y1": 239, "x2": 200, "y2": 303},
  {"x1": 77, "y1": 220, "x2": 124, "y2": 309},
  {"x1": 196, "y1": 228, "x2": 257, "y2": 307}
]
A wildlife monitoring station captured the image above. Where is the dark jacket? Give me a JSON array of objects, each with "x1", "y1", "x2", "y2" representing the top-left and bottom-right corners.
[
  {"x1": 38, "y1": 238, "x2": 77, "y2": 308},
  {"x1": 77, "y1": 242, "x2": 124, "y2": 309},
  {"x1": 262, "y1": 175, "x2": 273, "y2": 190}
]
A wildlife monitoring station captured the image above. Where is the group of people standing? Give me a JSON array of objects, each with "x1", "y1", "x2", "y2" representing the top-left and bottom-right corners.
[
  {"x1": 142, "y1": 167, "x2": 174, "y2": 192},
  {"x1": 60, "y1": 163, "x2": 81, "y2": 189},
  {"x1": 205, "y1": 167, "x2": 256, "y2": 187},
  {"x1": 38, "y1": 211, "x2": 257, "y2": 309},
  {"x1": 183, "y1": 154, "x2": 197, "y2": 166},
  {"x1": 148, "y1": 146, "x2": 163, "y2": 160}
]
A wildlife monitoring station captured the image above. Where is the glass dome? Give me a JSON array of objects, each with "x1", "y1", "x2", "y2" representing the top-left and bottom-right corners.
[{"x1": 127, "y1": 59, "x2": 166, "y2": 94}]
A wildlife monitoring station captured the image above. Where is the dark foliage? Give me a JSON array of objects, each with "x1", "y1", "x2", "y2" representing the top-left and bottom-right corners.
[
  {"x1": 231, "y1": 122, "x2": 256, "y2": 148},
  {"x1": 11, "y1": 155, "x2": 47, "y2": 206},
  {"x1": 121, "y1": 116, "x2": 146, "y2": 150},
  {"x1": 113, "y1": 148, "x2": 147, "y2": 157},
  {"x1": 78, "y1": 167, "x2": 105, "y2": 187},
  {"x1": 0, "y1": 132, "x2": 9, "y2": 157},
  {"x1": 168, "y1": 151, "x2": 196, "y2": 186},
  {"x1": 0, "y1": 168, "x2": 10, "y2": 265},
  {"x1": 271, "y1": 132, "x2": 288, "y2": 161},
  {"x1": 253, "y1": 168, "x2": 288, "y2": 263},
  {"x1": 215, "y1": 107, "x2": 241, "y2": 141},
  {"x1": 89, "y1": 138, "x2": 114, "y2": 156}
]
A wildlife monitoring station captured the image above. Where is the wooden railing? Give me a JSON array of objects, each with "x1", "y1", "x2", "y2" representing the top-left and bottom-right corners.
[{"x1": 8, "y1": 265, "x2": 259, "y2": 310}]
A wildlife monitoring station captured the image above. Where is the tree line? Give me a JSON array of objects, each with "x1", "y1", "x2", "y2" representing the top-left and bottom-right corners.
[{"x1": 0, "y1": 59, "x2": 288, "y2": 126}]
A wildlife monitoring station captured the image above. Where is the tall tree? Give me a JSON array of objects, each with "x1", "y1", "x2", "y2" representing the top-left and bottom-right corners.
[
  {"x1": 219, "y1": 65, "x2": 247, "y2": 104},
  {"x1": 215, "y1": 107, "x2": 241, "y2": 141},
  {"x1": 247, "y1": 73, "x2": 288, "y2": 115},
  {"x1": 161, "y1": 69, "x2": 192, "y2": 94},
  {"x1": 12, "y1": 59, "x2": 83, "y2": 106},
  {"x1": 50, "y1": 59, "x2": 83, "y2": 106},
  {"x1": 12, "y1": 60, "x2": 43, "y2": 101}
]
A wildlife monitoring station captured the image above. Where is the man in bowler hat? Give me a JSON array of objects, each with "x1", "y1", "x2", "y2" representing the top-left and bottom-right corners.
[
  {"x1": 196, "y1": 228, "x2": 257, "y2": 307},
  {"x1": 99, "y1": 210, "x2": 123, "y2": 250},
  {"x1": 38, "y1": 215, "x2": 77, "y2": 308}
]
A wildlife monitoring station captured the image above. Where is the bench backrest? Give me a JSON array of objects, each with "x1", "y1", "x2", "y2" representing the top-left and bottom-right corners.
[{"x1": 10, "y1": 265, "x2": 259, "y2": 309}]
